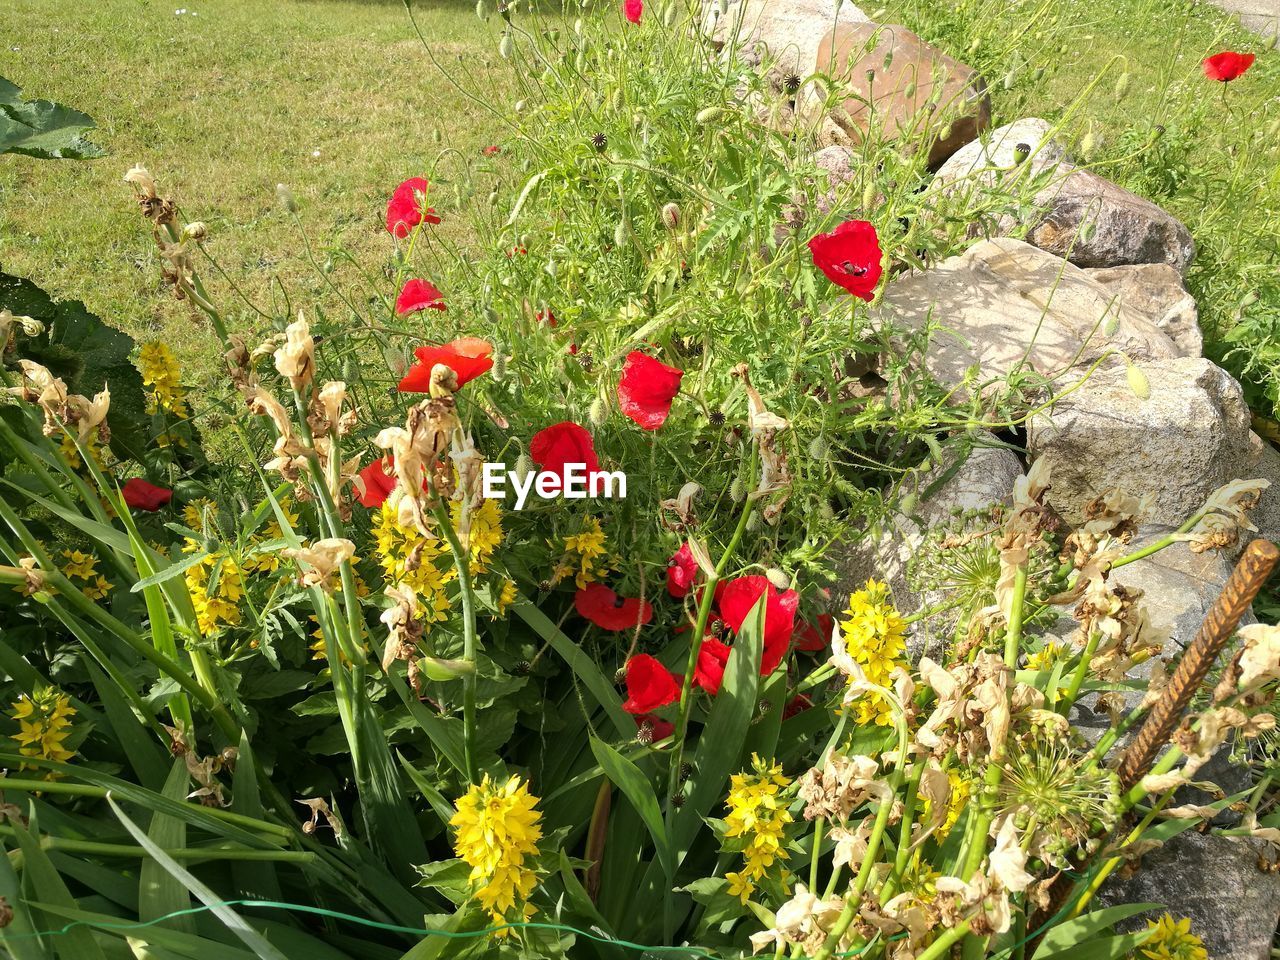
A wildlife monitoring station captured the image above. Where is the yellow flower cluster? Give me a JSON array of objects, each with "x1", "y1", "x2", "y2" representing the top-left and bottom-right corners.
[
  {"x1": 1141, "y1": 914, "x2": 1208, "y2": 960},
  {"x1": 183, "y1": 498, "x2": 219, "y2": 532},
  {"x1": 10, "y1": 686, "x2": 76, "y2": 766},
  {"x1": 1026, "y1": 641, "x2": 1065, "y2": 671},
  {"x1": 557, "y1": 517, "x2": 609, "y2": 588},
  {"x1": 58, "y1": 431, "x2": 103, "y2": 474},
  {"x1": 373, "y1": 501, "x2": 453, "y2": 625},
  {"x1": 839, "y1": 579, "x2": 907, "y2": 727},
  {"x1": 183, "y1": 544, "x2": 244, "y2": 634},
  {"x1": 138, "y1": 341, "x2": 188, "y2": 418},
  {"x1": 724, "y1": 754, "x2": 792, "y2": 904},
  {"x1": 493, "y1": 578, "x2": 518, "y2": 620},
  {"x1": 61, "y1": 549, "x2": 112, "y2": 600},
  {"x1": 450, "y1": 498, "x2": 504, "y2": 574},
  {"x1": 450, "y1": 774, "x2": 544, "y2": 934},
  {"x1": 242, "y1": 503, "x2": 300, "y2": 576}
]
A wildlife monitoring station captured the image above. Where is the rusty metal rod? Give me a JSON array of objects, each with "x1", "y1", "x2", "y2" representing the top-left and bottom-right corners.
[
  {"x1": 1114, "y1": 537, "x2": 1279, "y2": 792},
  {"x1": 1031, "y1": 537, "x2": 1277, "y2": 938}
]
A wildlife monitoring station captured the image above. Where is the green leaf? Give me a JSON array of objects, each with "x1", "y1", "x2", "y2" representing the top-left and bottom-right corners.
[
  {"x1": 1033, "y1": 930, "x2": 1153, "y2": 960},
  {"x1": 24, "y1": 902, "x2": 260, "y2": 960},
  {"x1": 0, "y1": 835, "x2": 54, "y2": 960},
  {"x1": 9, "y1": 819, "x2": 109, "y2": 960},
  {"x1": 589, "y1": 736, "x2": 673, "y2": 879},
  {"x1": 1032, "y1": 904, "x2": 1162, "y2": 959},
  {"x1": 413, "y1": 859, "x2": 472, "y2": 905},
  {"x1": 0, "y1": 76, "x2": 104, "y2": 159},
  {"x1": 512, "y1": 599, "x2": 632, "y2": 738},
  {"x1": 139, "y1": 760, "x2": 196, "y2": 933},
  {"x1": 107, "y1": 796, "x2": 290, "y2": 960}
]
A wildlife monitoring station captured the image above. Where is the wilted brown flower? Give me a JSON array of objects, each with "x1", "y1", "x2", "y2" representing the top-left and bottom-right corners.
[
  {"x1": 274, "y1": 313, "x2": 316, "y2": 393},
  {"x1": 283, "y1": 538, "x2": 356, "y2": 591}
]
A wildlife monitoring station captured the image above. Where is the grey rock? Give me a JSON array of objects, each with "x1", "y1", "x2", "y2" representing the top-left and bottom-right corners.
[
  {"x1": 1095, "y1": 829, "x2": 1280, "y2": 960},
  {"x1": 929, "y1": 117, "x2": 1196, "y2": 273},
  {"x1": 1029, "y1": 165, "x2": 1197, "y2": 275},
  {"x1": 874, "y1": 238, "x2": 1182, "y2": 395},
  {"x1": 1086, "y1": 263, "x2": 1202, "y2": 357},
  {"x1": 1027, "y1": 357, "x2": 1266, "y2": 530}
]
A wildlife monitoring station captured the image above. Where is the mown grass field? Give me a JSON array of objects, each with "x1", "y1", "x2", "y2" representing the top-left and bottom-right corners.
[{"x1": 2, "y1": 0, "x2": 1277, "y2": 413}]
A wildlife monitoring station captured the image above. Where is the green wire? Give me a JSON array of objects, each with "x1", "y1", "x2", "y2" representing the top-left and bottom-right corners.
[{"x1": 2, "y1": 863, "x2": 1104, "y2": 960}]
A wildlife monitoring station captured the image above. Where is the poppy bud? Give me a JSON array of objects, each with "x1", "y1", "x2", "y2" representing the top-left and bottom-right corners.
[
  {"x1": 475, "y1": 0, "x2": 490, "y2": 16},
  {"x1": 1031, "y1": 66, "x2": 1045, "y2": 82},
  {"x1": 433, "y1": 128, "x2": 443, "y2": 144},
  {"x1": 515, "y1": 452, "x2": 534, "y2": 479},
  {"x1": 807, "y1": 436, "x2": 828, "y2": 459},
  {"x1": 1114, "y1": 72, "x2": 1130, "y2": 100},
  {"x1": 1126, "y1": 361, "x2": 1150, "y2": 400},
  {"x1": 861, "y1": 180, "x2": 877, "y2": 210},
  {"x1": 514, "y1": 99, "x2": 526, "y2": 113},
  {"x1": 1080, "y1": 129, "x2": 1097, "y2": 159},
  {"x1": 695, "y1": 106, "x2": 723, "y2": 125},
  {"x1": 903, "y1": 79, "x2": 916, "y2": 99},
  {"x1": 574, "y1": 17, "x2": 584, "y2": 34},
  {"x1": 1103, "y1": 311, "x2": 1120, "y2": 336},
  {"x1": 614, "y1": 220, "x2": 630, "y2": 246},
  {"x1": 746, "y1": 513, "x2": 763, "y2": 533},
  {"x1": 589, "y1": 397, "x2": 608, "y2": 425},
  {"x1": 519, "y1": 233, "x2": 531, "y2": 249},
  {"x1": 1013, "y1": 142, "x2": 1031, "y2": 165},
  {"x1": 730, "y1": 477, "x2": 745, "y2": 503},
  {"x1": 499, "y1": 32, "x2": 513, "y2": 58},
  {"x1": 968, "y1": 37, "x2": 980, "y2": 54},
  {"x1": 492, "y1": 346, "x2": 507, "y2": 381},
  {"x1": 487, "y1": 189, "x2": 499, "y2": 205},
  {"x1": 1003, "y1": 67, "x2": 1017, "y2": 90},
  {"x1": 819, "y1": 500, "x2": 836, "y2": 521},
  {"x1": 898, "y1": 492, "x2": 917, "y2": 516},
  {"x1": 276, "y1": 183, "x2": 297, "y2": 212},
  {"x1": 661, "y1": 202, "x2": 681, "y2": 229},
  {"x1": 764, "y1": 568, "x2": 790, "y2": 590}
]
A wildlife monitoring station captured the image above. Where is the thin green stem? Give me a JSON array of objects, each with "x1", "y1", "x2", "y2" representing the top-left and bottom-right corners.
[{"x1": 432, "y1": 499, "x2": 480, "y2": 784}]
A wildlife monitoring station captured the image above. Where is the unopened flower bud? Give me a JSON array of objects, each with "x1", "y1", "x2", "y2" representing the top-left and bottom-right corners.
[
  {"x1": 1114, "y1": 72, "x2": 1131, "y2": 100},
  {"x1": 589, "y1": 397, "x2": 608, "y2": 425},
  {"x1": 515, "y1": 452, "x2": 534, "y2": 479},
  {"x1": 499, "y1": 32, "x2": 514, "y2": 58},
  {"x1": 808, "y1": 436, "x2": 829, "y2": 459},
  {"x1": 275, "y1": 183, "x2": 297, "y2": 212},
  {"x1": 730, "y1": 477, "x2": 746, "y2": 503},
  {"x1": 182, "y1": 221, "x2": 208, "y2": 241},
  {"x1": 765, "y1": 568, "x2": 790, "y2": 590},
  {"x1": 695, "y1": 106, "x2": 723, "y2": 125},
  {"x1": 614, "y1": 220, "x2": 630, "y2": 246},
  {"x1": 1125, "y1": 360, "x2": 1150, "y2": 400},
  {"x1": 661, "y1": 202, "x2": 681, "y2": 229}
]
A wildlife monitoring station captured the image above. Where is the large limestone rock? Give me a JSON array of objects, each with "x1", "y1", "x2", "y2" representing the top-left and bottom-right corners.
[
  {"x1": 1026, "y1": 357, "x2": 1268, "y2": 530},
  {"x1": 1086, "y1": 263, "x2": 1202, "y2": 357},
  {"x1": 933, "y1": 118, "x2": 1196, "y2": 273},
  {"x1": 704, "y1": 0, "x2": 870, "y2": 77},
  {"x1": 874, "y1": 238, "x2": 1182, "y2": 393},
  {"x1": 1028, "y1": 166, "x2": 1196, "y2": 274},
  {"x1": 1095, "y1": 830, "x2": 1280, "y2": 960},
  {"x1": 814, "y1": 22, "x2": 991, "y2": 168}
]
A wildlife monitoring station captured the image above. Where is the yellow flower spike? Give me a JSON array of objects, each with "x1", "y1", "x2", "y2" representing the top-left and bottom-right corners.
[
  {"x1": 1141, "y1": 913, "x2": 1207, "y2": 960},
  {"x1": 838, "y1": 579, "x2": 908, "y2": 727},
  {"x1": 724, "y1": 755, "x2": 792, "y2": 903},
  {"x1": 9, "y1": 688, "x2": 77, "y2": 772}
]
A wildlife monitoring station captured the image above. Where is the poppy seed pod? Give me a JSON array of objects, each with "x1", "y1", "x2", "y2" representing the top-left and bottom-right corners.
[
  {"x1": 1013, "y1": 142, "x2": 1031, "y2": 165},
  {"x1": 661, "y1": 202, "x2": 681, "y2": 229}
]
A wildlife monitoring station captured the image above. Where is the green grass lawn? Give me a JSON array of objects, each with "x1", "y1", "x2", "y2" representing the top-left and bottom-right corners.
[
  {"x1": 0, "y1": 0, "x2": 504, "y2": 361},
  {"x1": 3, "y1": 0, "x2": 1278, "y2": 418}
]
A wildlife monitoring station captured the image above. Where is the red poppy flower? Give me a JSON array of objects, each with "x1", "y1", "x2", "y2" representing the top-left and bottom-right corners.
[
  {"x1": 808, "y1": 219, "x2": 883, "y2": 302},
  {"x1": 482, "y1": 145, "x2": 501, "y2": 156},
  {"x1": 1203, "y1": 51, "x2": 1256, "y2": 82},
  {"x1": 717, "y1": 575, "x2": 799, "y2": 675},
  {"x1": 568, "y1": 343, "x2": 579, "y2": 355},
  {"x1": 507, "y1": 245, "x2": 527, "y2": 257},
  {"x1": 394, "y1": 278, "x2": 446, "y2": 316},
  {"x1": 634, "y1": 713, "x2": 674, "y2": 740},
  {"x1": 694, "y1": 637, "x2": 732, "y2": 695},
  {"x1": 536, "y1": 309, "x2": 557, "y2": 328},
  {"x1": 385, "y1": 177, "x2": 441, "y2": 239},
  {"x1": 667, "y1": 542, "x2": 698, "y2": 598},
  {"x1": 575, "y1": 583, "x2": 654, "y2": 632},
  {"x1": 354, "y1": 456, "x2": 397, "y2": 508},
  {"x1": 398, "y1": 338, "x2": 494, "y2": 392},
  {"x1": 122, "y1": 478, "x2": 172, "y2": 512},
  {"x1": 617, "y1": 351, "x2": 683, "y2": 430},
  {"x1": 624, "y1": 0, "x2": 642, "y2": 23},
  {"x1": 620, "y1": 653, "x2": 679, "y2": 713},
  {"x1": 783, "y1": 693, "x2": 813, "y2": 720},
  {"x1": 529, "y1": 421, "x2": 601, "y2": 484},
  {"x1": 795, "y1": 614, "x2": 835, "y2": 653}
]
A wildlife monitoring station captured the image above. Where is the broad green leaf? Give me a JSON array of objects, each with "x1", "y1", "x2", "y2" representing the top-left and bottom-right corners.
[
  {"x1": 139, "y1": 761, "x2": 195, "y2": 933},
  {"x1": 1033, "y1": 930, "x2": 1153, "y2": 960},
  {"x1": 107, "y1": 797, "x2": 290, "y2": 960},
  {"x1": 413, "y1": 859, "x2": 471, "y2": 904},
  {"x1": 0, "y1": 77, "x2": 105, "y2": 159},
  {"x1": 0, "y1": 836, "x2": 52, "y2": 960},
  {"x1": 84, "y1": 660, "x2": 168, "y2": 791},
  {"x1": 1033, "y1": 903, "x2": 1162, "y2": 958},
  {"x1": 9, "y1": 819, "x2": 109, "y2": 960},
  {"x1": 513, "y1": 599, "x2": 632, "y2": 738},
  {"x1": 590, "y1": 736, "x2": 673, "y2": 879}
]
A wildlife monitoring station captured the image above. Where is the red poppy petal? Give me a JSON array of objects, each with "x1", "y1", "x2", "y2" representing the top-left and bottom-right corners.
[
  {"x1": 808, "y1": 219, "x2": 883, "y2": 302},
  {"x1": 354, "y1": 456, "x2": 397, "y2": 508},
  {"x1": 122, "y1": 477, "x2": 172, "y2": 512},
  {"x1": 394, "y1": 279, "x2": 447, "y2": 316},
  {"x1": 623, "y1": 0, "x2": 642, "y2": 23},
  {"x1": 617, "y1": 351, "x2": 684, "y2": 430},
  {"x1": 621, "y1": 654, "x2": 680, "y2": 713},
  {"x1": 694, "y1": 637, "x2": 732, "y2": 695},
  {"x1": 667, "y1": 542, "x2": 698, "y2": 598},
  {"x1": 530, "y1": 421, "x2": 601, "y2": 482},
  {"x1": 397, "y1": 338, "x2": 494, "y2": 391},
  {"x1": 575, "y1": 583, "x2": 653, "y2": 631}
]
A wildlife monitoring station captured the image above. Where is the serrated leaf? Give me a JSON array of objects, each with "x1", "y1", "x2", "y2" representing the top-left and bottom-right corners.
[{"x1": 0, "y1": 76, "x2": 105, "y2": 159}]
